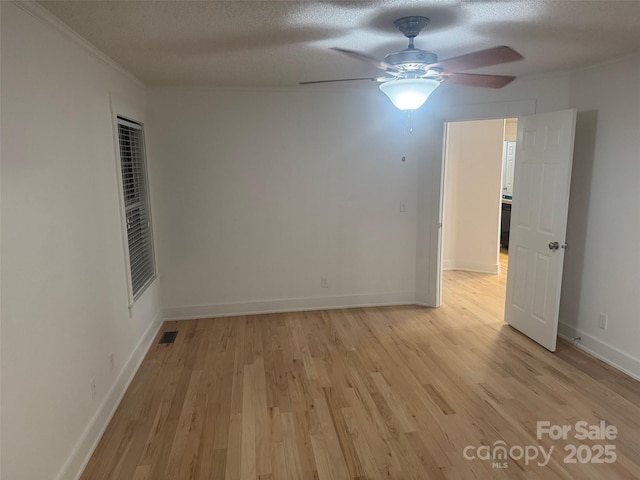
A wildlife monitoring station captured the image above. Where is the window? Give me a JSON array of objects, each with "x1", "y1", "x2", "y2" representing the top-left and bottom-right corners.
[{"x1": 117, "y1": 116, "x2": 156, "y2": 300}]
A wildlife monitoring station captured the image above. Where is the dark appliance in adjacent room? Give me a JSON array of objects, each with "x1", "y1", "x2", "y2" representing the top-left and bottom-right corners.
[{"x1": 501, "y1": 201, "x2": 511, "y2": 249}]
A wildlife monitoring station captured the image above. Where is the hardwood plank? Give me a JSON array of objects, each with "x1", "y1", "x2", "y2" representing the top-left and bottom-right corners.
[
  {"x1": 310, "y1": 395, "x2": 350, "y2": 479},
  {"x1": 224, "y1": 413, "x2": 242, "y2": 480},
  {"x1": 254, "y1": 357, "x2": 272, "y2": 478},
  {"x1": 280, "y1": 412, "x2": 305, "y2": 480},
  {"x1": 341, "y1": 406, "x2": 385, "y2": 480},
  {"x1": 240, "y1": 364, "x2": 256, "y2": 480},
  {"x1": 323, "y1": 387, "x2": 364, "y2": 478}
]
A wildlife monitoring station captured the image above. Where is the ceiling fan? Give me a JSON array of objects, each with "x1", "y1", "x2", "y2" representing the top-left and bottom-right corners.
[{"x1": 300, "y1": 16, "x2": 523, "y2": 110}]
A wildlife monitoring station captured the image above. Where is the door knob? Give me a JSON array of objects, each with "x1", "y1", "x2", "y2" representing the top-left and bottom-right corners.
[{"x1": 548, "y1": 242, "x2": 568, "y2": 251}]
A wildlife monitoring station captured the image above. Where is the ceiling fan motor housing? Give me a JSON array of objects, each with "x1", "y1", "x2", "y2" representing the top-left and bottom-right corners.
[{"x1": 383, "y1": 49, "x2": 438, "y2": 72}]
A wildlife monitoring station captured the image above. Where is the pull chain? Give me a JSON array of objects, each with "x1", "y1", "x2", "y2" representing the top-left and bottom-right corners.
[{"x1": 406, "y1": 111, "x2": 413, "y2": 135}]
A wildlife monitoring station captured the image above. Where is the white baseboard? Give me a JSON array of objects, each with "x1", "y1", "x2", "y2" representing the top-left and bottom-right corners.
[
  {"x1": 414, "y1": 301, "x2": 435, "y2": 308},
  {"x1": 558, "y1": 322, "x2": 640, "y2": 382},
  {"x1": 442, "y1": 260, "x2": 499, "y2": 274},
  {"x1": 55, "y1": 311, "x2": 163, "y2": 480},
  {"x1": 163, "y1": 291, "x2": 416, "y2": 321}
]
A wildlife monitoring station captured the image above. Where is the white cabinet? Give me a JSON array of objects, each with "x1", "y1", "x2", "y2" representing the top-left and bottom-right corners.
[{"x1": 502, "y1": 141, "x2": 516, "y2": 198}]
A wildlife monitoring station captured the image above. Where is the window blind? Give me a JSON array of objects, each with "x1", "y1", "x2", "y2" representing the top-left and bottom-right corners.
[{"x1": 117, "y1": 117, "x2": 155, "y2": 299}]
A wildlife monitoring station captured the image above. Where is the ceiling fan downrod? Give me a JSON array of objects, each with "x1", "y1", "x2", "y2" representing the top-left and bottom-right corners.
[{"x1": 393, "y1": 16, "x2": 430, "y2": 49}]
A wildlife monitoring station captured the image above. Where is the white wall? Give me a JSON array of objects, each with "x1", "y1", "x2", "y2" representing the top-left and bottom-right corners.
[
  {"x1": 1, "y1": 3, "x2": 161, "y2": 479},
  {"x1": 148, "y1": 87, "x2": 422, "y2": 318},
  {"x1": 559, "y1": 54, "x2": 640, "y2": 379},
  {"x1": 442, "y1": 119, "x2": 504, "y2": 274}
]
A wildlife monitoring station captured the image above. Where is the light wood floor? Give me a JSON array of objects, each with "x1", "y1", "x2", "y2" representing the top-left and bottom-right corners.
[{"x1": 81, "y1": 254, "x2": 640, "y2": 479}]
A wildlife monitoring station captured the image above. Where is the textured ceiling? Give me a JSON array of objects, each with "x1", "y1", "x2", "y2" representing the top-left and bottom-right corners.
[{"x1": 39, "y1": 1, "x2": 640, "y2": 87}]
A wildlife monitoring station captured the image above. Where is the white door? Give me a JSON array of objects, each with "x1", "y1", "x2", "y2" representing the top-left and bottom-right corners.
[{"x1": 505, "y1": 109, "x2": 577, "y2": 351}]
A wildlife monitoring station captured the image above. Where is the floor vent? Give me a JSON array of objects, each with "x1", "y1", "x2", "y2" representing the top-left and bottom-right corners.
[{"x1": 159, "y1": 331, "x2": 178, "y2": 344}]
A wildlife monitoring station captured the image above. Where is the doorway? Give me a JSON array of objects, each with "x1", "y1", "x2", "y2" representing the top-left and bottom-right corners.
[
  {"x1": 440, "y1": 117, "x2": 518, "y2": 308},
  {"x1": 431, "y1": 108, "x2": 577, "y2": 351}
]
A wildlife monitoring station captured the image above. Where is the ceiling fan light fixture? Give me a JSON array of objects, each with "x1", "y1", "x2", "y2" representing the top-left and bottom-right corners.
[{"x1": 379, "y1": 78, "x2": 440, "y2": 110}]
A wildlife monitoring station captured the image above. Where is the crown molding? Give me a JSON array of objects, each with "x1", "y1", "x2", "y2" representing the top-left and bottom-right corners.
[{"x1": 13, "y1": 1, "x2": 146, "y2": 89}]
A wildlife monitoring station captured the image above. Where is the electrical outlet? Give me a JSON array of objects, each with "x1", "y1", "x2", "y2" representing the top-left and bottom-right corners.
[
  {"x1": 90, "y1": 377, "x2": 97, "y2": 399},
  {"x1": 400, "y1": 201, "x2": 408, "y2": 212},
  {"x1": 321, "y1": 277, "x2": 328, "y2": 288},
  {"x1": 108, "y1": 352, "x2": 115, "y2": 371},
  {"x1": 598, "y1": 313, "x2": 608, "y2": 330}
]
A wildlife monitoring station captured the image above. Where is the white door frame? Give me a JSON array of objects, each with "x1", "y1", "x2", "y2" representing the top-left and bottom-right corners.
[{"x1": 432, "y1": 100, "x2": 538, "y2": 307}]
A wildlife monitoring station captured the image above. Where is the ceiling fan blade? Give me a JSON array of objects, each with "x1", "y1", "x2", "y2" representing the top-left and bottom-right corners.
[
  {"x1": 299, "y1": 77, "x2": 383, "y2": 85},
  {"x1": 442, "y1": 72, "x2": 516, "y2": 88},
  {"x1": 431, "y1": 46, "x2": 522, "y2": 72},
  {"x1": 331, "y1": 47, "x2": 401, "y2": 74}
]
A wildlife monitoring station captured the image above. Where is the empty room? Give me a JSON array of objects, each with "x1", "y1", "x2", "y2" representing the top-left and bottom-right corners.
[{"x1": 2, "y1": 1, "x2": 640, "y2": 479}]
